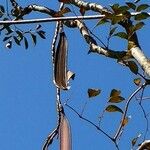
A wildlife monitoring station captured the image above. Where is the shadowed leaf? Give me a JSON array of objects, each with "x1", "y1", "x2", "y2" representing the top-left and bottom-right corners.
[
  {"x1": 105, "y1": 105, "x2": 123, "y2": 113},
  {"x1": 88, "y1": 88, "x2": 101, "y2": 98},
  {"x1": 30, "y1": 33, "x2": 37, "y2": 45},
  {"x1": 24, "y1": 37, "x2": 28, "y2": 49},
  {"x1": 37, "y1": 30, "x2": 46, "y2": 39},
  {"x1": 136, "y1": 4, "x2": 150, "y2": 12},
  {"x1": 114, "y1": 32, "x2": 128, "y2": 39},
  {"x1": 126, "y1": 2, "x2": 136, "y2": 10},
  {"x1": 128, "y1": 61, "x2": 138, "y2": 74},
  {"x1": 109, "y1": 96, "x2": 125, "y2": 103},
  {"x1": 135, "y1": 12, "x2": 149, "y2": 21}
]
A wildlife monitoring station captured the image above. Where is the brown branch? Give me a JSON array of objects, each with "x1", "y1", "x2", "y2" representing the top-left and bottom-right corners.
[{"x1": 114, "y1": 83, "x2": 146, "y2": 140}]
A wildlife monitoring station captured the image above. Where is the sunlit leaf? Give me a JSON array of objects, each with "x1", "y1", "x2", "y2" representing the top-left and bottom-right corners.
[
  {"x1": 67, "y1": 71, "x2": 75, "y2": 81},
  {"x1": 136, "y1": 4, "x2": 150, "y2": 12},
  {"x1": 126, "y1": 2, "x2": 136, "y2": 10},
  {"x1": 24, "y1": 37, "x2": 28, "y2": 49},
  {"x1": 128, "y1": 61, "x2": 138, "y2": 74},
  {"x1": 135, "y1": 12, "x2": 149, "y2": 21},
  {"x1": 109, "y1": 96, "x2": 125, "y2": 103},
  {"x1": 134, "y1": 78, "x2": 141, "y2": 86},
  {"x1": 88, "y1": 88, "x2": 101, "y2": 98},
  {"x1": 105, "y1": 105, "x2": 123, "y2": 113},
  {"x1": 113, "y1": 32, "x2": 128, "y2": 39}
]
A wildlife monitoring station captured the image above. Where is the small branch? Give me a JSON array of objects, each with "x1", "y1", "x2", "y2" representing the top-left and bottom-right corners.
[
  {"x1": 114, "y1": 83, "x2": 146, "y2": 140},
  {"x1": 65, "y1": 103, "x2": 113, "y2": 141}
]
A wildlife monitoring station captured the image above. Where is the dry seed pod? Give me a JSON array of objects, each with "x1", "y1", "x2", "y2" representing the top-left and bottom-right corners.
[
  {"x1": 59, "y1": 114, "x2": 72, "y2": 150},
  {"x1": 54, "y1": 32, "x2": 69, "y2": 90}
]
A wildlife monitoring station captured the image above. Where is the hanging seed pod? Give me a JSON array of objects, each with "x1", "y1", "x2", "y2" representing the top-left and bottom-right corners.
[
  {"x1": 59, "y1": 114, "x2": 72, "y2": 150},
  {"x1": 54, "y1": 32, "x2": 69, "y2": 90}
]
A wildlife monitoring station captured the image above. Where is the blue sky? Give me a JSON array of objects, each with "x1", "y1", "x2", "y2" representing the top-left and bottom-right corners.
[{"x1": 0, "y1": 0, "x2": 149, "y2": 150}]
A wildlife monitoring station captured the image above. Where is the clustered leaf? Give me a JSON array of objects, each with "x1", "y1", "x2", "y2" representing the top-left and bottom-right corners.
[{"x1": 109, "y1": 89, "x2": 125, "y2": 103}]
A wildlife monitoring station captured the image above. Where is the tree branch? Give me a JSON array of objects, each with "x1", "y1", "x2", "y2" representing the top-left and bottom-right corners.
[{"x1": 114, "y1": 83, "x2": 146, "y2": 140}]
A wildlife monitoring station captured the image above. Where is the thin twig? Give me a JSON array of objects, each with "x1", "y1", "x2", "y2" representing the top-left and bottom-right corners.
[
  {"x1": 65, "y1": 103, "x2": 113, "y2": 140},
  {"x1": 114, "y1": 83, "x2": 146, "y2": 140}
]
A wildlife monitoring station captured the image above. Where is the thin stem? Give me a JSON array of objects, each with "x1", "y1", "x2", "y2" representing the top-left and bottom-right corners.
[
  {"x1": 65, "y1": 103, "x2": 113, "y2": 141},
  {"x1": 114, "y1": 83, "x2": 146, "y2": 140}
]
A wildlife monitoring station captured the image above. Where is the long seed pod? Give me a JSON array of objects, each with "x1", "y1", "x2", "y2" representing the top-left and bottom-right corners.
[
  {"x1": 59, "y1": 114, "x2": 72, "y2": 150},
  {"x1": 54, "y1": 32, "x2": 69, "y2": 90}
]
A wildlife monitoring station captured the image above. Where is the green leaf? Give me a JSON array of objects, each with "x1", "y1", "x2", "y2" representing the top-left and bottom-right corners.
[
  {"x1": 30, "y1": 33, "x2": 37, "y2": 45},
  {"x1": 109, "y1": 96, "x2": 125, "y2": 103},
  {"x1": 114, "y1": 32, "x2": 128, "y2": 39},
  {"x1": 126, "y1": 2, "x2": 136, "y2": 10},
  {"x1": 118, "y1": 6, "x2": 130, "y2": 14},
  {"x1": 133, "y1": 22, "x2": 144, "y2": 31},
  {"x1": 24, "y1": 37, "x2": 28, "y2": 49},
  {"x1": 128, "y1": 61, "x2": 138, "y2": 74},
  {"x1": 110, "y1": 3, "x2": 120, "y2": 12},
  {"x1": 105, "y1": 105, "x2": 123, "y2": 113},
  {"x1": 135, "y1": 12, "x2": 149, "y2": 21},
  {"x1": 37, "y1": 30, "x2": 46, "y2": 39},
  {"x1": 110, "y1": 26, "x2": 117, "y2": 36},
  {"x1": 136, "y1": 4, "x2": 150, "y2": 12},
  {"x1": 96, "y1": 19, "x2": 109, "y2": 26},
  {"x1": 88, "y1": 88, "x2": 101, "y2": 98},
  {"x1": 134, "y1": 78, "x2": 141, "y2": 86}
]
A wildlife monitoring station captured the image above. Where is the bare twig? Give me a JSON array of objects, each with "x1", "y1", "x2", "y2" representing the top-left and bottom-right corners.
[
  {"x1": 65, "y1": 103, "x2": 113, "y2": 140},
  {"x1": 114, "y1": 83, "x2": 146, "y2": 140}
]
